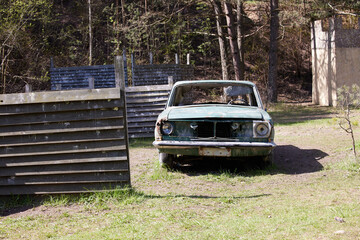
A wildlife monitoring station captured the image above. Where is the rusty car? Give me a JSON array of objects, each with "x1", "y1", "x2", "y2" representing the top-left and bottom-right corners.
[{"x1": 153, "y1": 80, "x2": 276, "y2": 168}]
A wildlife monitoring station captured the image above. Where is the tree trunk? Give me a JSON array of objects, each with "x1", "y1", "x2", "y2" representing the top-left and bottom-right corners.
[
  {"x1": 268, "y1": 0, "x2": 279, "y2": 102},
  {"x1": 212, "y1": 0, "x2": 228, "y2": 80},
  {"x1": 236, "y1": 0, "x2": 245, "y2": 80},
  {"x1": 223, "y1": 2, "x2": 241, "y2": 81},
  {"x1": 88, "y1": 0, "x2": 92, "y2": 66}
]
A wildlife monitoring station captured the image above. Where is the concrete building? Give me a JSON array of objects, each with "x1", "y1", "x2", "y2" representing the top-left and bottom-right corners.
[{"x1": 311, "y1": 17, "x2": 360, "y2": 106}]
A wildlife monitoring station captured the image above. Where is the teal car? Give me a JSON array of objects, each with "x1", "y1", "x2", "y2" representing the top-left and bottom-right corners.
[{"x1": 153, "y1": 80, "x2": 276, "y2": 168}]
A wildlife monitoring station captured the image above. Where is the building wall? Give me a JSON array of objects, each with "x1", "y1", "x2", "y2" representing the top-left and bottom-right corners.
[{"x1": 311, "y1": 17, "x2": 360, "y2": 106}]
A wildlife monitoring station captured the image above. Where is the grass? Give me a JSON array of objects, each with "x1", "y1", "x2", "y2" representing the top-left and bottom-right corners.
[{"x1": 2, "y1": 104, "x2": 360, "y2": 239}]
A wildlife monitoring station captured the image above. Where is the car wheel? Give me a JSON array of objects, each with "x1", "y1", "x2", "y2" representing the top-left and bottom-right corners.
[
  {"x1": 159, "y1": 153, "x2": 175, "y2": 169},
  {"x1": 261, "y1": 150, "x2": 274, "y2": 166}
]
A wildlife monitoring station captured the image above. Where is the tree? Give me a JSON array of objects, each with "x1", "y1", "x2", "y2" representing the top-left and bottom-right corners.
[
  {"x1": 88, "y1": 0, "x2": 93, "y2": 65},
  {"x1": 337, "y1": 84, "x2": 360, "y2": 159},
  {"x1": 211, "y1": 0, "x2": 228, "y2": 80},
  {"x1": 268, "y1": 0, "x2": 279, "y2": 103},
  {"x1": 0, "y1": 0, "x2": 51, "y2": 93},
  {"x1": 223, "y1": 2, "x2": 242, "y2": 81},
  {"x1": 236, "y1": 0, "x2": 245, "y2": 80}
]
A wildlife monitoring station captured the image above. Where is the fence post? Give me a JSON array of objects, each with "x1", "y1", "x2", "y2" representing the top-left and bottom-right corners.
[
  {"x1": 114, "y1": 55, "x2": 131, "y2": 185},
  {"x1": 187, "y1": 53, "x2": 190, "y2": 65},
  {"x1": 168, "y1": 76, "x2": 174, "y2": 88},
  {"x1": 25, "y1": 83, "x2": 32, "y2": 93},
  {"x1": 123, "y1": 48, "x2": 128, "y2": 87},
  {"x1": 88, "y1": 77, "x2": 95, "y2": 89},
  {"x1": 175, "y1": 53, "x2": 179, "y2": 64},
  {"x1": 131, "y1": 53, "x2": 135, "y2": 86}
]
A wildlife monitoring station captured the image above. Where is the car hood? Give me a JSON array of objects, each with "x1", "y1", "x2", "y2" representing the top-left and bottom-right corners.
[{"x1": 162, "y1": 105, "x2": 267, "y2": 120}]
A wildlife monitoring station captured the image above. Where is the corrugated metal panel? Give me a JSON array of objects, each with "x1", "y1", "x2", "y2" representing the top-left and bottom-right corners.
[
  {"x1": 126, "y1": 85, "x2": 171, "y2": 138},
  {"x1": 50, "y1": 65, "x2": 117, "y2": 90},
  {"x1": 132, "y1": 64, "x2": 194, "y2": 86},
  {"x1": 0, "y1": 88, "x2": 130, "y2": 195}
]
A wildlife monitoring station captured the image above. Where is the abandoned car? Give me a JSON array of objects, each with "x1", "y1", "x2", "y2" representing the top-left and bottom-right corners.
[{"x1": 153, "y1": 80, "x2": 276, "y2": 168}]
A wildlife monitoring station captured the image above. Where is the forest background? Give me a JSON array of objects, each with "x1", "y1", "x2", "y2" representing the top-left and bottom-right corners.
[{"x1": 0, "y1": 0, "x2": 358, "y2": 102}]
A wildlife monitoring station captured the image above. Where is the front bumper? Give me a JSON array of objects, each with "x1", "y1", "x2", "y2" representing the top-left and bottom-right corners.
[{"x1": 153, "y1": 140, "x2": 276, "y2": 157}]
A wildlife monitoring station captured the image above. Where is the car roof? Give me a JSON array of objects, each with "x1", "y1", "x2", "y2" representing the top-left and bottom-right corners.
[{"x1": 172, "y1": 80, "x2": 256, "y2": 87}]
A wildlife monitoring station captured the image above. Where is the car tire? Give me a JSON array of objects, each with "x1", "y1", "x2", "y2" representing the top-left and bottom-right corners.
[
  {"x1": 159, "y1": 153, "x2": 175, "y2": 169},
  {"x1": 262, "y1": 150, "x2": 274, "y2": 166}
]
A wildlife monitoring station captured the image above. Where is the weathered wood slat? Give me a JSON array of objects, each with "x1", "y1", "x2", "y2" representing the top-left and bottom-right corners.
[
  {"x1": 0, "y1": 109, "x2": 124, "y2": 127},
  {"x1": 0, "y1": 139, "x2": 125, "y2": 156},
  {"x1": 129, "y1": 132, "x2": 154, "y2": 138},
  {"x1": 0, "y1": 182, "x2": 130, "y2": 195},
  {"x1": 127, "y1": 118, "x2": 157, "y2": 125},
  {"x1": 4, "y1": 156, "x2": 128, "y2": 167},
  {"x1": 125, "y1": 85, "x2": 171, "y2": 92},
  {"x1": 0, "y1": 88, "x2": 121, "y2": 105},
  {"x1": 0, "y1": 162, "x2": 129, "y2": 177},
  {"x1": 0, "y1": 118, "x2": 124, "y2": 134},
  {"x1": 126, "y1": 92, "x2": 169, "y2": 98},
  {"x1": 0, "y1": 126, "x2": 123, "y2": 137},
  {"x1": 126, "y1": 97, "x2": 168, "y2": 104},
  {"x1": 127, "y1": 107, "x2": 164, "y2": 113},
  {"x1": 0, "y1": 172, "x2": 129, "y2": 186},
  {"x1": 0, "y1": 99, "x2": 123, "y2": 115},
  {"x1": 0, "y1": 150, "x2": 126, "y2": 166},
  {"x1": 128, "y1": 121, "x2": 156, "y2": 128},
  {"x1": 0, "y1": 129, "x2": 125, "y2": 146}
]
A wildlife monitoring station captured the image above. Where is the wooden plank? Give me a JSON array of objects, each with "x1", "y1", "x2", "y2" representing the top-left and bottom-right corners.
[
  {"x1": 0, "y1": 118, "x2": 124, "y2": 135},
  {"x1": 0, "y1": 129, "x2": 125, "y2": 146},
  {"x1": 127, "y1": 111, "x2": 160, "y2": 118},
  {"x1": 128, "y1": 121, "x2": 156, "y2": 128},
  {"x1": 0, "y1": 172, "x2": 129, "y2": 186},
  {"x1": 0, "y1": 144, "x2": 126, "y2": 158},
  {"x1": 129, "y1": 132, "x2": 154, "y2": 138},
  {"x1": 0, "y1": 88, "x2": 120, "y2": 105},
  {"x1": 127, "y1": 106, "x2": 164, "y2": 113},
  {"x1": 0, "y1": 109, "x2": 124, "y2": 127},
  {"x1": 127, "y1": 116, "x2": 157, "y2": 123},
  {"x1": 0, "y1": 150, "x2": 126, "y2": 166},
  {"x1": 126, "y1": 97, "x2": 168, "y2": 104},
  {"x1": 0, "y1": 161, "x2": 129, "y2": 177},
  {"x1": 0, "y1": 99, "x2": 122, "y2": 115},
  {"x1": 0, "y1": 182, "x2": 130, "y2": 195},
  {"x1": 4, "y1": 156, "x2": 127, "y2": 167},
  {"x1": 125, "y1": 85, "x2": 171, "y2": 92},
  {"x1": 126, "y1": 92, "x2": 169, "y2": 98},
  {"x1": 0, "y1": 126, "x2": 123, "y2": 137}
]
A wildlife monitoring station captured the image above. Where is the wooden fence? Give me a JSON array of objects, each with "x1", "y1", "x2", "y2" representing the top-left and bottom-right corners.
[
  {"x1": 0, "y1": 87, "x2": 130, "y2": 195},
  {"x1": 126, "y1": 84, "x2": 171, "y2": 138}
]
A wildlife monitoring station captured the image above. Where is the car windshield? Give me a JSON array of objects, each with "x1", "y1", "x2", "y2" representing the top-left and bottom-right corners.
[{"x1": 170, "y1": 83, "x2": 258, "y2": 107}]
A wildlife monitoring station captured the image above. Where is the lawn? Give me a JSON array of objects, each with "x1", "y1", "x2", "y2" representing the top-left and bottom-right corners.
[{"x1": 1, "y1": 104, "x2": 360, "y2": 239}]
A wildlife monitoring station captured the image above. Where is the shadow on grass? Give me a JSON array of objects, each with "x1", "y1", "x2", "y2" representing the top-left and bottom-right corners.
[
  {"x1": 0, "y1": 192, "x2": 271, "y2": 218},
  {"x1": 274, "y1": 145, "x2": 328, "y2": 174},
  {"x1": 170, "y1": 145, "x2": 327, "y2": 176}
]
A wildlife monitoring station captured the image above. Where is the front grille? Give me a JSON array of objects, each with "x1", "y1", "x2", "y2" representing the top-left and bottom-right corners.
[
  {"x1": 197, "y1": 122, "x2": 232, "y2": 138},
  {"x1": 216, "y1": 122, "x2": 232, "y2": 138},
  {"x1": 198, "y1": 122, "x2": 214, "y2": 138}
]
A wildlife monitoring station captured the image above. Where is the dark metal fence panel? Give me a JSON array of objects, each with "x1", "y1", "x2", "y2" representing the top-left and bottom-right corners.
[
  {"x1": 0, "y1": 88, "x2": 130, "y2": 195},
  {"x1": 126, "y1": 85, "x2": 171, "y2": 138},
  {"x1": 50, "y1": 65, "x2": 117, "y2": 90},
  {"x1": 132, "y1": 64, "x2": 193, "y2": 86}
]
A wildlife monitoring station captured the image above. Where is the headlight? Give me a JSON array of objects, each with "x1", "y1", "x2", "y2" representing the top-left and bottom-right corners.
[
  {"x1": 190, "y1": 122, "x2": 198, "y2": 130},
  {"x1": 253, "y1": 121, "x2": 270, "y2": 138},
  {"x1": 161, "y1": 122, "x2": 174, "y2": 135},
  {"x1": 231, "y1": 122, "x2": 240, "y2": 130}
]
